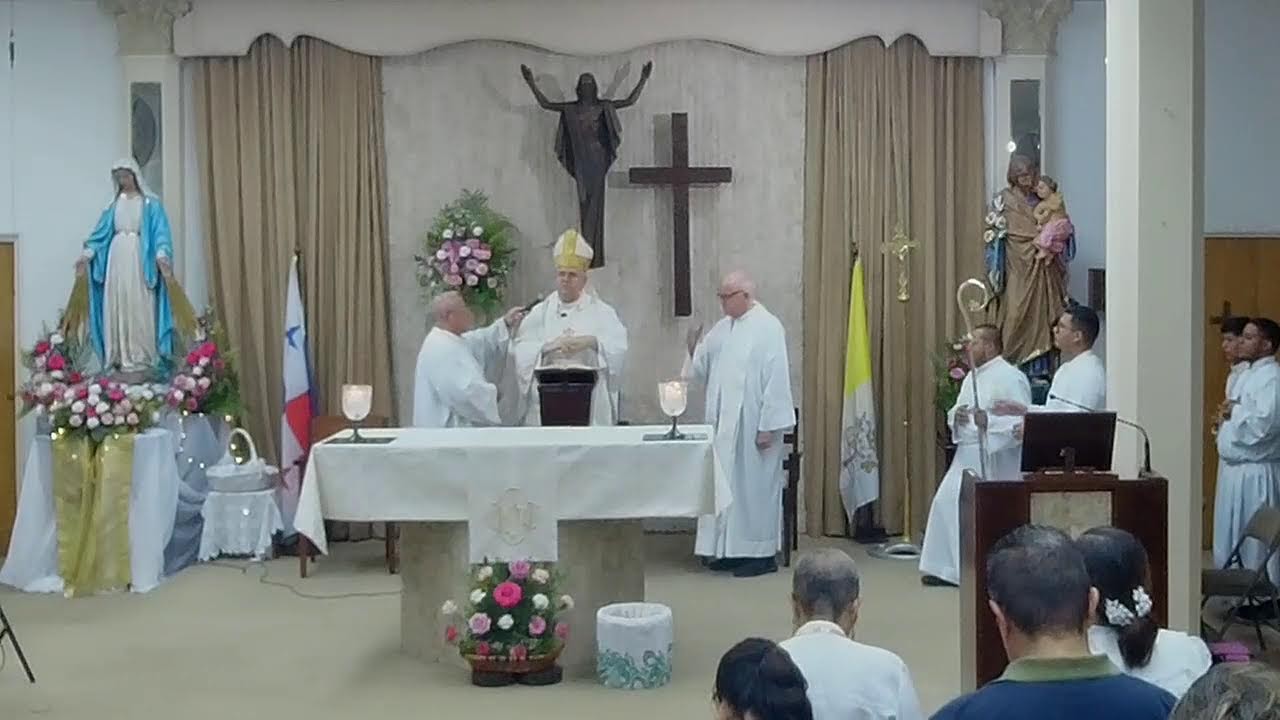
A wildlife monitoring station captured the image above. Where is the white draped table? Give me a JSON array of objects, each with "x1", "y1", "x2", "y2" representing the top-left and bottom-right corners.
[
  {"x1": 294, "y1": 425, "x2": 728, "y2": 677},
  {"x1": 0, "y1": 428, "x2": 181, "y2": 594}
]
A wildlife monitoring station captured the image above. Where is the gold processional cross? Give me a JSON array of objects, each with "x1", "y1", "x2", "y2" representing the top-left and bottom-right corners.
[{"x1": 881, "y1": 225, "x2": 918, "y2": 302}]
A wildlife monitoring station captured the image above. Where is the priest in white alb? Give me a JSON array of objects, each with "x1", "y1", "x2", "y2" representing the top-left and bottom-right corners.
[
  {"x1": 993, "y1": 305, "x2": 1106, "y2": 420},
  {"x1": 1214, "y1": 317, "x2": 1280, "y2": 577},
  {"x1": 412, "y1": 291, "x2": 524, "y2": 428},
  {"x1": 689, "y1": 271, "x2": 795, "y2": 578},
  {"x1": 509, "y1": 229, "x2": 628, "y2": 425},
  {"x1": 919, "y1": 324, "x2": 1031, "y2": 587}
]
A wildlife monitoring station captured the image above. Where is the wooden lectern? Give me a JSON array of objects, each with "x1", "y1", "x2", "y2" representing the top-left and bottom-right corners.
[
  {"x1": 959, "y1": 410, "x2": 1168, "y2": 689},
  {"x1": 535, "y1": 367, "x2": 597, "y2": 426}
]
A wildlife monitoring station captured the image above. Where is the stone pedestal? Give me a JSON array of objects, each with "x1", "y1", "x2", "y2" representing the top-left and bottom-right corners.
[{"x1": 400, "y1": 519, "x2": 646, "y2": 679}]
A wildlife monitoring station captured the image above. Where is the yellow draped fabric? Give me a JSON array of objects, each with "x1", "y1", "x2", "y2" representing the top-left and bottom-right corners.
[{"x1": 52, "y1": 434, "x2": 135, "y2": 596}]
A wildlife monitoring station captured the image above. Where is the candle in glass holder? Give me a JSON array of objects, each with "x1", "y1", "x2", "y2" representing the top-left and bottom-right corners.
[
  {"x1": 341, "y1": 384, "x2": 373, "y2": 423},
  {"x1": 658, "y1": 380, "x2": 688, "y2": 418}
]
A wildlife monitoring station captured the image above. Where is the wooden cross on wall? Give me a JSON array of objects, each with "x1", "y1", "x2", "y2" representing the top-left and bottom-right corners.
[{"x1": 629, "y1": 112, "x2": 733, "y2": 317}]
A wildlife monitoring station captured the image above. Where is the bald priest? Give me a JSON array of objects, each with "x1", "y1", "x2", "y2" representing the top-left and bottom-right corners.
[{"x1": 510, "y1": 229, "x2": 629, "y2": 426}]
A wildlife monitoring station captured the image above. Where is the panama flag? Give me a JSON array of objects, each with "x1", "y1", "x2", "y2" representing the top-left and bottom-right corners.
[
  {"x1": 279, "y1": 255, "x2": 313, "y2": 532},
  {"x1": 838, "y1": 256, "x2": 881, "y2": 517}
]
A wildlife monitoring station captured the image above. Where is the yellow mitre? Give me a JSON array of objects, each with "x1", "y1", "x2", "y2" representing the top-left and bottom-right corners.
[{"x1": 553, "y1": 229, "x2": 594, "y2": 272}]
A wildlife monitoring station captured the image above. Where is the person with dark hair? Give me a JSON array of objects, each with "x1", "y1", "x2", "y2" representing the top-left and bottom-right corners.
[
  {"x1": 1215, "y1": 316, "x2": 1280, "y2": 581},
  {"x1": 1076, "y1": 527, "x2": 1210, "y2": 697},
  {"x1": 920, "y1": 324, "x2": 1031, "y2": 586},
  {"x1": 713, "y1": 638, "x2": 814, "y2": 720},
  {"x1": 1222, "y1": 315, "x2": 1252, "y2": 399},
  {"x1": 781, "y1": 549, "x2": 923, "y2": 720},
  {"x1": 992, "y1": 305, "x2": 1105, "y2": 419},
  {"x1": 932, "y1": 525, "x2": 1175, "y2": 720},
  {"x1": 1170, "y1": 662, "x2": 1280, "y2": 720},
  {"x1": 1214, "y1": 315, "x2": 1254, "y2": 568}
]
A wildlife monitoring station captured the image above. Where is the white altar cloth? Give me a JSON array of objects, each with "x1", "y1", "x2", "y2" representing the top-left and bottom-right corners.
[
  {"x1": 295, "y1": 425, "x2": 729, "y2": 554},
  {"x1": 0, "y1": 429, "x2": 181, "y2": 594}
]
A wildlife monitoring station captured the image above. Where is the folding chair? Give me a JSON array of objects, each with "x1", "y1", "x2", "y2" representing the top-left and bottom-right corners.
[{"x1": 1201, "y1": 505, "x2": 1280, "y2": 649}]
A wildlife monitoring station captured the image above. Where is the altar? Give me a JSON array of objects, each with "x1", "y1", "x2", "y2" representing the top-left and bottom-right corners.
[{"x1": 293, "y1": 425, "x2": 728, "y2": 677}]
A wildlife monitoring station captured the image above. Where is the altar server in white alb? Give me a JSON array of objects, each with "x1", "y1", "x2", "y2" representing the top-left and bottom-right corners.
[
  {"x1": 412, "y1": 291, "x2": 525, "y2": 427},
  {"x1": 510, "y1": 229, "x2": 628, "y2": 425},
  {"x1": 690, "y1": 271, "x2": 795, "y2": 578},
  {"x1": 993, "y1": 305, "x2": 1106, "y2": 419},
  {"x1": 919, "y1": 324, "x2": 1031, "y2": 587},
  {"x1": 1213, "y1": 317, "x2": 1280, "y2": 577}
]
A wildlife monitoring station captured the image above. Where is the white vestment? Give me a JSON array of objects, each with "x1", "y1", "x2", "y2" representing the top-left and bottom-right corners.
[
  {"x1": 102, "y1": 193, "x2": 158, "y2": 371},
  {"x1": 919, "y1": 356, "x2": 1031, "y2": 584},
  {"x1": 1213, "y1": 356, "x2": 1280, "y2": 577},
  {"x1": 1227, "y1": 360, "x2": 1249, "y2": 401},
  {"x1": 412, "y1": 321, "x2": 508, "y2": 428},
  {"x1": 510, "y1": 292, "x2": 627, "y2": 426},
  {"x1": 780, "y1": 620, "x2": 924, "y2": 720},
  {"x1": 1033, "y1": 349, "x2": 1106, "y2": 412},
  {"x1": 692, "y1": 303, "x2": 795, "y2": 559},
  {"x1": 1087, "y1": 626, "x2": 1211, "y2": 699}
]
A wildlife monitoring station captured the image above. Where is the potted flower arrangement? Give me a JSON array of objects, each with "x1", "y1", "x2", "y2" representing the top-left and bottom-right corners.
[
  {"x1": 441, "y1": 559, "x2": 573, "y2": 687},
  {"x1": 167, "y1": 313, "x2": 241, "y2": 421},
  {"x1": 932, "y1": 336, "x2": 971, "y2": 465},
  {"x1": 52, "y1": 378, "x2": 165, "y2": 440},
  {"x1": 415, "y1": 189, "x2": 517, "y2": 319},
  {"x1": 19, "y1": 327, "x2": 87, "y2": 422}
]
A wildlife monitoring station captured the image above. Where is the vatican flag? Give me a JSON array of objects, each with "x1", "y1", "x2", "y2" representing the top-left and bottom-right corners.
[{"x1": 839, "y1": 257, "x2": 880, "y2": 516}]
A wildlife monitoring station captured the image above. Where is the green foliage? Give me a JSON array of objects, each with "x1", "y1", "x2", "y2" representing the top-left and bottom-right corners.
[{"x1": 416, "y1": 190, "x2": 518, "y2": 318}]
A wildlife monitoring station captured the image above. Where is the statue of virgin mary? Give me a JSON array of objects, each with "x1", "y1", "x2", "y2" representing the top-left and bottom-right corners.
[{"x1": 74, "y1": 158, "x2": 176, "y2": 375}]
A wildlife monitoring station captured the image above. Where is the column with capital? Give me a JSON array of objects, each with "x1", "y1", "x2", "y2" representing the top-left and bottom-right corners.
[
  {"x1": 97, "y1": 0, "x2": 203, "y2": 308},
  {"x1": 982, "y1": 0, "x2": 1073, "y2": 191}
]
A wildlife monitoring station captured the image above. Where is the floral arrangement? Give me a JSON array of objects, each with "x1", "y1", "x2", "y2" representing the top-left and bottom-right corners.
[
  {"x1": 167, "y1": 312, "x2": 242, "y2": 420},
  {"x1": 441, "y1": 560, "x2": 573, "y2": 663},
  {"x1": 983, "y1": 193, "x2": 1009, "y2": 295},
  {"x1": 49, "y1": 379, "x2": 166, "y2": 439},
  {"x1": 415, "y1": 190, "x2": 517, "y2": 318},
  {"x1": 932, "y1": 335, "x2": 971, "y2": 418},
  {"x1": 19, "y1": 327, "x2": 88, "y2": 418}
]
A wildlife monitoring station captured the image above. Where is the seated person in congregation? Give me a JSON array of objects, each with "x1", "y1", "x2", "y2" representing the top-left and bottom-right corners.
[
  {"x1": 412, "y1": 291, "x2": 525, "y2": 428},
  {"x1": 919, "y1": 324, "x2": 1030, "y2": 587},
  {"x1": 994, "y1": 305, "x2": 1106, "y2": 418},
  {"x1": 1076, "y1": 527, "x2": 1211, "y2": 698},
  {"x1": 713, "y1": 637, "x2": 814, "y2": 720},
  {"x1": 1169, "y1": 661, "x2": 1280, "y2": 720},
  {"x1": 780, "y1": 548, "x2": 923, "y2": 720},
  {"x1": 932, "y1": 524, "x2": 1175, "y2": 720}
]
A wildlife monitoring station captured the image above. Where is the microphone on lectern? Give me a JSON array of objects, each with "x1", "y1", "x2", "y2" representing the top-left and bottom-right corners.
[{"x1": 1047, "y1": 393, "x2": 1153, "y2": 476}]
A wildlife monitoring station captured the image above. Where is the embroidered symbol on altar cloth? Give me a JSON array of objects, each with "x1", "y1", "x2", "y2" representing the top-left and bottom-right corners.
[{"x1": 486, "y1": 489, "x2": 541, "y2": 546}]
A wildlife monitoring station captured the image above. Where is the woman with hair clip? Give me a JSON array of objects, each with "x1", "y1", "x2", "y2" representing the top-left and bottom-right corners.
[
  {"x1": 1076, "y1": 527, "x2": 1212, "y2": 697},
  {"x1": 713, "y1": 638, "x2": 814, "y2": 720}
]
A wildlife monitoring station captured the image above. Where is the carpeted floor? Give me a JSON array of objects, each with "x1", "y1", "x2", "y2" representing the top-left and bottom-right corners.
[
  {"x1": 0, "y1": 535, "x2": 960, "y2": 719},
  {"x1": 1, "y1": 535, "x2": 1274, "y2": 720}
]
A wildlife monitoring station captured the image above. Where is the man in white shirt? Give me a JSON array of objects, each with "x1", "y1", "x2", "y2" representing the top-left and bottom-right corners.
[
  {"x1": 780, "y1": 548, "x2": 923, "y2": 720},
  {"x1": 412, "y1": 291, "x2": 524, "y2": 428},
  {"x1": 1212, "y1": 315, "x2": 1251, "y2": 568},
  {"x1": 1213, "y1": 317, "x2": 1280, "y2": 577},
  {"x1": 509, "y1": 229, "x2": 628, "y2": 425},
  {"x1": 689, "y1": 271, "x2": 795, "y2": 577},
  {"x1": 920, "y1": 324, "x2": 1031, "y2": 586},
  {"x1": 994, "y1": 305, "x2": 1106, "y2": 420}
]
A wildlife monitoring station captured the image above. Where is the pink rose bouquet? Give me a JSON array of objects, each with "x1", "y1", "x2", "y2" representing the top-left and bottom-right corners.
[
  {"x1": 439, "y1": 559, "x2": 572, "y2": 663},
  {"x1": 414, "y1": 189, "x2": 517, "y2": 319}
]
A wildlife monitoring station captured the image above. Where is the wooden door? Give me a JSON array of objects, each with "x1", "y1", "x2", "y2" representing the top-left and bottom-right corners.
[
  {"x1": 0, "y1": 240, "x2": 14, "y2": 555},
  {"x1": 1203, "y1": 235, "x2": 1280, "y2": 549}
]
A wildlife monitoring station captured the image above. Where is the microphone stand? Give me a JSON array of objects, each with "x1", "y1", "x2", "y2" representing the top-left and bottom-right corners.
[{"x1": 1047, "y1": 393, "x2": 1153, "y2": 476}]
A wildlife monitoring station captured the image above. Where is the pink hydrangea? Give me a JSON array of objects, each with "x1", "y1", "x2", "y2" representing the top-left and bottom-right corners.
[
  {"x1": 507, "y1": 560, "x2": 531, "y2": 580},
  {"x1": 528, "y1": 616, "x2": 547, "y2": 636},
  {"x1": 492, "y1": 581, "x2": 523, "y2": 609}
]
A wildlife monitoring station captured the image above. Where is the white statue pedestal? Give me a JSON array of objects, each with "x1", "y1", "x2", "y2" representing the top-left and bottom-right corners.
[{"x1": 400, "y1": 519, "x2": 645, "y2": 678}]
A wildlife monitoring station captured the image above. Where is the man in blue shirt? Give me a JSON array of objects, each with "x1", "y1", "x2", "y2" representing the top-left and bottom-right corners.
[{"x1": 932, "y1": 525, "x2": 1175, "y2": 720}]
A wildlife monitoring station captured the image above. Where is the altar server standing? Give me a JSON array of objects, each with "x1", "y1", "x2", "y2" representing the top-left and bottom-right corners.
[
  {"x1": 412, "y1": 291, "x2": 524, "y2": 428},
  {"x1": 690, "y1": 271, "x2": 795, "y2": 578},
  {"x1": 1214, "y1": 317, "x2": 1280, "y2": 577},
  {"x1": 919, "y1": 325, "x2": 1031, "y2": 586},
  {"x1": 510, "y1": 229, "x2": 628, "y2": 425}
]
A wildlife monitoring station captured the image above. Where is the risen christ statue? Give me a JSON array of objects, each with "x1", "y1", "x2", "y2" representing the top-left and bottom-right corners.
[{"x1": 520, "y1": 62, "x2": 653, "y2": 268}]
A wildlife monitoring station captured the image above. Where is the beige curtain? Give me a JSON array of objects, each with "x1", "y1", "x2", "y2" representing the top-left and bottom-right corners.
[
  {"x1": 802, "y1": 36, "x2": 986, "y2": 538},
  {"x1": 192, "y1": 36, "x2": 395, "y2": 471}
]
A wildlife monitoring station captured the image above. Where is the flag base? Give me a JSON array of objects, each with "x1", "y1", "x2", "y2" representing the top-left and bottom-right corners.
[{"x1": 867, "y1": 538, "x2": 921, "y2": 560}]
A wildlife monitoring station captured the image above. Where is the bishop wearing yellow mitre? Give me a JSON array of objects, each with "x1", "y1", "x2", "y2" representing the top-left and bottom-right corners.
[{"x1": 510, "y1": 229, "x2": 629, "y2": 425}]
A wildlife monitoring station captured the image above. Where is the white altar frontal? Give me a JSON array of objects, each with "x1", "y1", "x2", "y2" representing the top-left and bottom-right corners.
[{"x1": 294, "y1": 425, "x2": 727, "y2": 677}]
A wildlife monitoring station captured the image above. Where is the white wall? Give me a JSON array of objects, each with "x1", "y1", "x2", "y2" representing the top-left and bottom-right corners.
[
  {"x1": 1051, "y1": 0, "x2": 1280, "y2": 297},
  {"x1": 0, "y1": 1, "x2": 124, "y2": 470}
]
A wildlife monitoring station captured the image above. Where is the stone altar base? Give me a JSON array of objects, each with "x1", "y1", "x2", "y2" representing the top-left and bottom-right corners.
[{"x1": 400, "y1": 519, "x2": 646, "y2": 678}]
